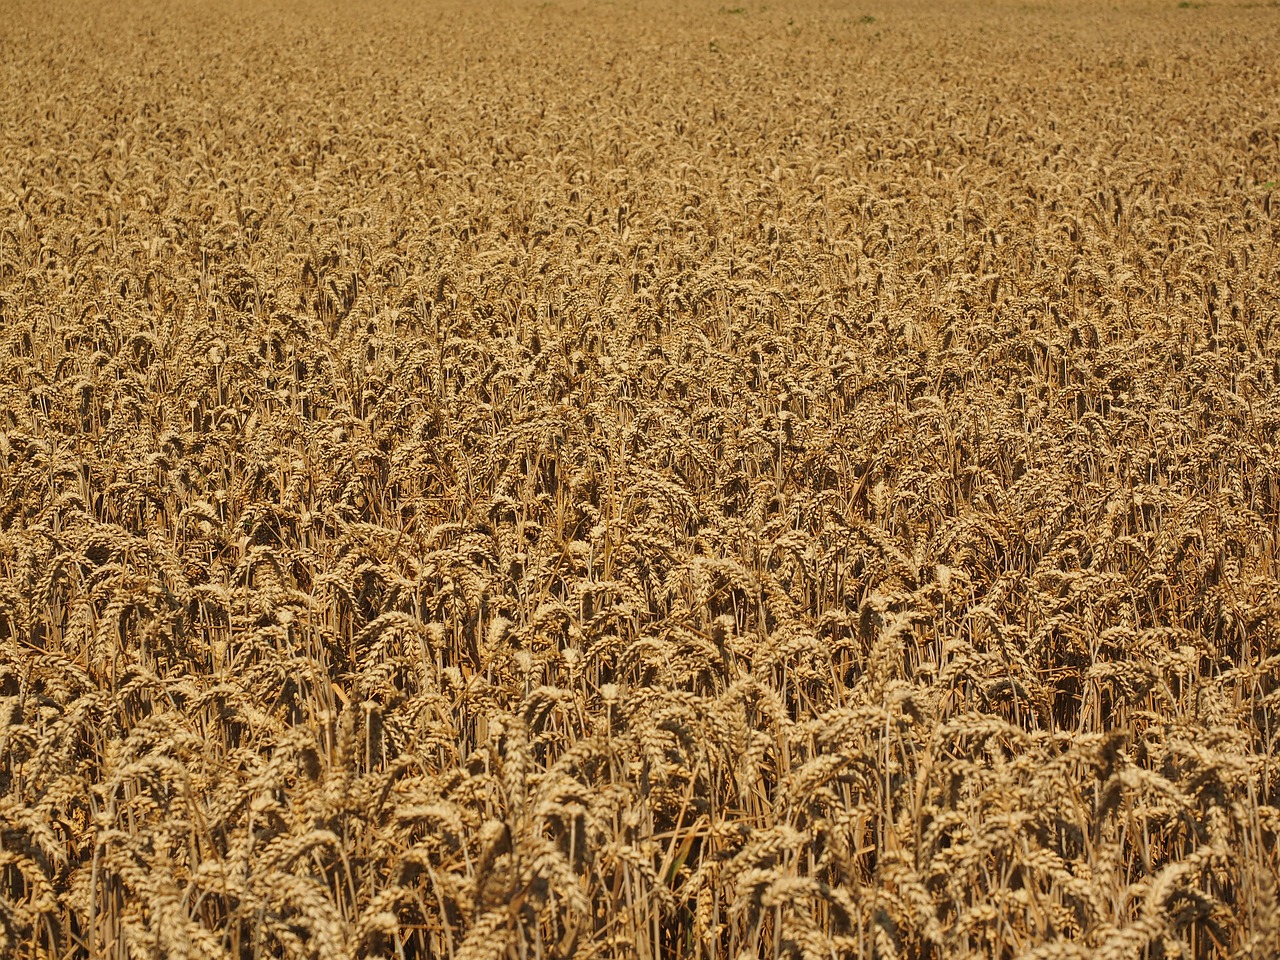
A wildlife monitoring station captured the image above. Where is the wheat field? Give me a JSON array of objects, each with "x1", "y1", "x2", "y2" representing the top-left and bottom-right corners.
[{"x1": 2, "y1": 0, "x2": 1279, "y2": 957}]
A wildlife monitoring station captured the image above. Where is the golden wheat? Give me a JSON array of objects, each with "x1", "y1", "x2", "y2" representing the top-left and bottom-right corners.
[{"x1": 1, "y1": 0, "x2": 1279, "y2": 957}]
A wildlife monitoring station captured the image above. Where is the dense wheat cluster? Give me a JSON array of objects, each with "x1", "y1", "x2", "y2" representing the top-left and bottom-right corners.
[{"x1": 2, "y1": 0, "x2": 1280, "y2": 957}]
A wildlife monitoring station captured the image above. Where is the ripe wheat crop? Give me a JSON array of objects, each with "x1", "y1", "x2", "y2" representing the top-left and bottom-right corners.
[{"x1": 2, "y1": 0, "x2": 1279, "y2": 957}]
